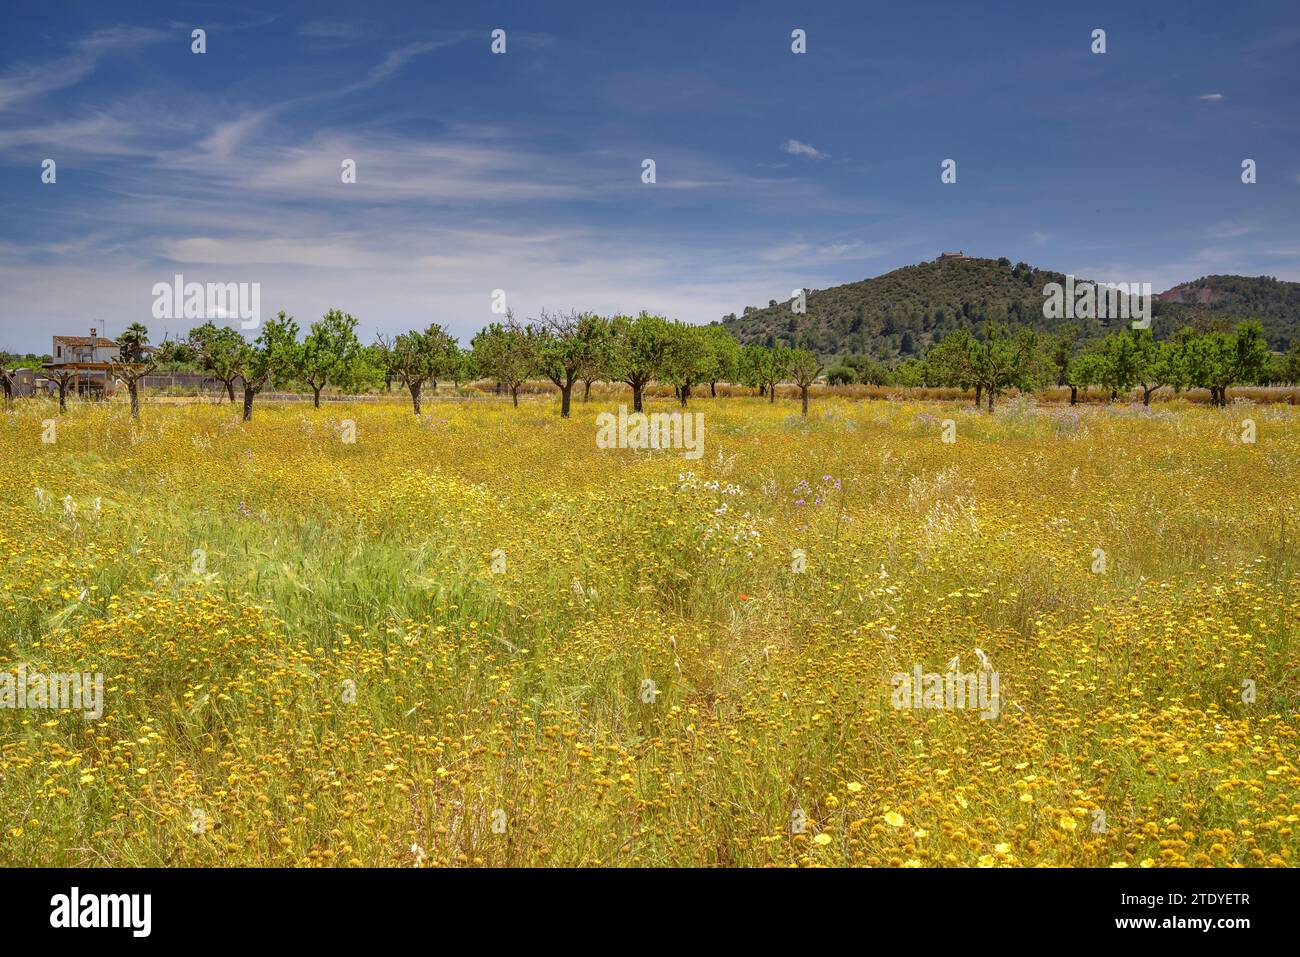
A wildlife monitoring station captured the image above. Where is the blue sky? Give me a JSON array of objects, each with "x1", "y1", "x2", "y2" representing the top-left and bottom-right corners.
[{"x1": 1, "y1": 0, "x2": 1298, "y2": 352}]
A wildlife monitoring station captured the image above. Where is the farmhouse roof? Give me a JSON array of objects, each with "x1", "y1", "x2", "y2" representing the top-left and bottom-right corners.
[{"x1": 52, "y1": 336, "x2": 119, "y2": 347}]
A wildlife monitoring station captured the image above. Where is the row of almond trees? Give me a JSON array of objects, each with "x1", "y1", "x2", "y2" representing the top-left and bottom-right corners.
[
  {"x1": 7, "y1": 312, "x2": 1282, "y2": 423},
  {"x1": 95, "y1": 310, "x2": 822, "y2": 421},
  {"x1": 464, "y1": 311, "x2": 824, "y2": 417},
  {"x1": 917, "y1": 320, "x2": 1277, "y2": 410},
  {"x1": 173, "y1": 312, "x2": 1298, "y2": 418}
]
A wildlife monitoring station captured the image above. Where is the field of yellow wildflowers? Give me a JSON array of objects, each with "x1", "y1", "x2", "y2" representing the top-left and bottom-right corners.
[{"x1": 1, "y1": 393, "x2": 1297, "y2": 867}]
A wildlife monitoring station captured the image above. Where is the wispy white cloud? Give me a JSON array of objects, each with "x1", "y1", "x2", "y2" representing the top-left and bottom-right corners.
[
  {"x1": 170, "y1": 133, "x2": 602, "y2": 203},
  {"x1": 1198, "y1": 92, "x2": 1225, "y2": 102},
  {"x1": 0, "y1": 112, "x2": 163, "y2": 155},
  {"x1": 197, "y1": 111, "x2": 274, "y2": 160},
  {"x1": 782, "y1": 139, "x2": 827, "y2": 160},
  {"x1": 0, "y1": 26, "x2": 168, "y2": 110},
  {"x1": 366, "y1": 36, "x2": 469, "y2": 84},
  {"x1": 758, "y1": 238, "x2": 896, "y2": 264}
]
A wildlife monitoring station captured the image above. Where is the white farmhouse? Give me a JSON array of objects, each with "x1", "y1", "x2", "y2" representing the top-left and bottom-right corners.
[{"x1": 43, "y1": 327, "x2": 122, "y2": 397}]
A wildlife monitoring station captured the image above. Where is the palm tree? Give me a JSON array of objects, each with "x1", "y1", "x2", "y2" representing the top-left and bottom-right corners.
[
  {"x1": 110, "y1": 322, "x2": 157, "y2": 419},
  {"x1": 117, "y1": 322, "x2": 150, "y2": 363}
]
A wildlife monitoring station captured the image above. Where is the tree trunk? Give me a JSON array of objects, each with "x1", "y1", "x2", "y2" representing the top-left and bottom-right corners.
[
  {"x1": 128, "y1": 379, "x2": 140, "y2": 419},
  {"x1": 408, "y1": 380, "x2": 422, "y2": 415},
  {"x1": 312, "y1": 385, "x2": 322, "y2": 409},
  {"x1": 801, "y1": 386, "x2": 809, "y2": 416},
  {"x1": 583, "y1": 379, "x2": 593, "y2": 402},
  {"x1": 680, "y1": 383, "x2": 690, "y2": 407},
  {"x1": 759, "y1": 384, "x2": 766, "y2": 397},
  {"x1": 58, "y1": 383, "x2": 68, "y2": 412},
  {"x1": 243, "y1": 387, "x2": 255, "y2": 421},
  {"x1": 1142, "y1": 386, "x2": 1153, "y2": 406},
  {"x1": 768, "y1": 383, "x2": 776, "y2": 404},
  {"x1": 974, "y1": 384, "x2": 983, "y2": 408},
  {"x1": 225, "y1": 380, "x2": 236, "y2": 402},
  {"x1": 560, "y1": 383, "x2": 572, "y2": 417},
  {"x1": 1, "y1": 380, "x2": 11, "y2": 403},
  {"x1": 987, "y1": 389, "x2": 995, "y2": 412},
  {"x1": 511, "y1": 385, "x2": 519, "y2": 407},
  {"x1": 1069, "y1": 384, "x2": 1078, "y2": 406},
  {"x1": 710, "y1": 380, "x2": 717, "y2": 397},
  {"x1": 633, "y1": 384, "x2": 643, "y2": 413},
  {"x1": 1110, "y1": 388, "x2": 1118, "y2": 402}
]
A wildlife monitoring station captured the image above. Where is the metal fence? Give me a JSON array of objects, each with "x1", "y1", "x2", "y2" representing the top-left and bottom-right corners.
[{"x1": 141, "y1": 373, "x2": 229, "y2": 394}]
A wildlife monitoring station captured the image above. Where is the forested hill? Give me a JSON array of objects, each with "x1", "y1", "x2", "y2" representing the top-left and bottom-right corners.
[
  {"x1": 1154, "y1": 275, "x2": 1300, "y2": 351},
  {"x1": 719, "y1": 257, "x2": 1300, "y2": 360}
]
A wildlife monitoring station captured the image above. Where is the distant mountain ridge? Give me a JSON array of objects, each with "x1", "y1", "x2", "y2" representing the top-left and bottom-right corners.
[{"x1": 719, "y1": 257, "x2": 1300, "y2": 360}]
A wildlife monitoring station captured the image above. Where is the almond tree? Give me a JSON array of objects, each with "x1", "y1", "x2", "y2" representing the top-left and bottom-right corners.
[
  {"x1": 224, "y1": 313, "x2": 299, "y2": 421},
  {"x1": 764, "y1": 346, "x2": 793, "y2": 403},
  {"x1": 298, "y1": 309, "x2": 364, "y2": 408},
  {"x1": 607, "y1": 312, "x2": 673, "y2": 413},
  {"x1": 377, "y1": 325, "x2": 442, "y2": 414},
  {"x1": 447, "y1": 347, "x2": 477, "y2": 392},
  {"x1": 1184, "y1": 321, "x2": 1270, "y2": 406},
  {"x1": 1049, "y1": 326, "x2": 1083, "y2": 405},
  {"x1": 738, "y1": 344, "x2": 790, "y2": 402},
  {"x1": 471, "y1": 313, "x2": 537, "y2": 408},
  {"x1": 1070, "y1": 349, "x2": 1108, "y2": 401},
  {"x1": 1093, "y1": 329, "x2": 1142, "y2": 401},
  {"x1": 1226, "y1": 320, "x2": 1271, "y2": 404},
  {"x1": 45, "y1": 368, "x2": 78, "y2": 412},
  {"x1": 703, "y1": 325, "x2": 741, "y2": 397},
  {"x1": 109, "y1": 321, "x2": 158, "y2": 420},
  {"x1": 663, "y1": 322, "x2": 712, "y2": 407},
  {"x1": 534, "y1": 310, "x2": 608, "y2": 417},
  {"x1": 424, "y1": 323, "x2": 459, "y2": 396},
  {"x1": 579, "y1": 323, "x2": 616, "y2": 403},
  {"x1": 786, "y1": 348, "x2": 823, "y2": 416},
  {"x1": 189, "y1": 321, "x2": 246, "y2": 402},
  {"x1": 1130, "y1": 329, "x2": 1185, "y2": 406},
  {"x1": 740, "y1": 344, "x2": 772, "y2": 398},
  {"x1": 925, "y1": 329, "x2": 979, "y2": 406},
  {"x1": 967, "y1": 323, "x2": 1039, "y2": 411}
]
